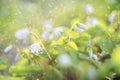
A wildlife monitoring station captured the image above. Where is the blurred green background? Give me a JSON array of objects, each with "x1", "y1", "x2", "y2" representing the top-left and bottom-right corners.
[{"x1": 0, "y1": 0, "x2": 119, "y2": 42}]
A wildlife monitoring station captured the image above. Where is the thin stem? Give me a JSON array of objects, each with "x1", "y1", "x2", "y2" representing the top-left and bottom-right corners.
[
  {"x1": 30, "y1": 32, "x2": 52, "y2": 61},
  {"x1": 67, "y1": 25, "x2": 75, "y2": 41}
]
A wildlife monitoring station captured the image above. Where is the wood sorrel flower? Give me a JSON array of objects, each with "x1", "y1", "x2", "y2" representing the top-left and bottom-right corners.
[
  {"x1": 79, "y1": 23, "x2": 88, "y2": 30},
  {"x1": 87, "y1": 17, "x2": 98, "y2": 26},
  {"x1": 58, "y1": 54, "x2": 71, "y2": 67},
  {"x1": 85, "y1": 4, "x2": 94, "y2": 14},
  {"x1": 29, "y1": 43, "x2": 42, "y2": 54},
  {"x1": 53, "y1": 27, "x2": 64, "y2": 37},
  {"x1": 73, "y1": 23, "x2": 88, "y2": 32},
  {"x1": 15, "y1": 28, "x2": 29, "y2": 40},
  {"x1": 42, "y1": 31, "x2": 53, "y2": 41}
]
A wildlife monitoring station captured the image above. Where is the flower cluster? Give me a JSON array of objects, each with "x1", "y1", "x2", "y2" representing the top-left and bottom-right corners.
[
  {"x1": 15, "y1": 28, "x2": 29, "y2": 40},
  {"x1": 42, "y1": 21, "x2": 64, "y2": 41},
  {"x1": 29, "y1": 43, "x2": 42, "y2": 54}
]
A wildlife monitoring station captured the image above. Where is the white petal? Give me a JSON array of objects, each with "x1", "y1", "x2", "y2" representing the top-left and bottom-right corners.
[
  {"x1": 30, "y1": 43, "x2": 42, "y2": 54},
  {"x1": 85, "y1": 4, "x2": 94, "y2": 14},
  {"x1": 89, "y1": 48, "x2": 93, "y2": 59},
  {"x1": 74, "y1": 25, "x2": 85, "y2": 32},
  {"x1": 92, "y1": 54, "x2": 98, "y2": 61},
  {"x1": 4, "y1": 45, "x2": 12, "y2": 53},
  {"x1": 58, "y1": 54, "x2": 71, "y2": 67},
  {"x1": 42, "y1": 31, "x2": 53, "y2": 40},
  {"x1": 53, "y1": 27, "x2": 64, "y2": 37},
  {"x1": 87, "y1": 17, "x2": 98, "y2": 26},
  {"x1": 79, "y1": 23, "x2": 88, "y2": 30},
  {"x1": 15, "y1": 28, "x2": 29, "y2": 40}
]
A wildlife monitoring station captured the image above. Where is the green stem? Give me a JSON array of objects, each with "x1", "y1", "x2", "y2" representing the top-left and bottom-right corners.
[
  {"x1": 67, "y1": 25, "x2": 75, "y2": 41},
  {"x1": 30, "y1": 32, "x2": 52, "y2": 61}
]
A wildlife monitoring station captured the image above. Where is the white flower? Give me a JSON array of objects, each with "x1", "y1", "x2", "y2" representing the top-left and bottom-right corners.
[
  {"x1": 79, "y1": 23, "x2": 88, "y2": 30},
  {"x1": 85, "y1": 4, "x2": 94, "y2": 14},
  {"x1": 89, "y1": 49, "x2": 98, "y2": 61},
  {"x1": 109, "y1": 12, "x2": 116, "y2": 23},
  {"x1": 53, "y1": 27, "x2": 64, "y2": 37},
  {"x1": 42, "y1": 31, "x2": 53, "y2": 41},
  {"x1": 43, "y1": 20, "x2": 53, "y2": 31},
  {"x1": 30, "y1": 43, "x2": 42, "y2": 54},
  {"x1": 74, "y1": 25, "x2": 84, "y2": 32},
  {"x1": 15, "y1": 28, "x2": 29, "y2": 40},
  {"x1": 87, "y1": 17, "x2": 98, "y2": 26},
  {"x1": 74, "y1": 23, "x2": 87, "y2": 33},
  {"x1": 58, "y1": 54, "x2": 71, "y2": 67},
  {"x1": 4, "y1": 45, "x2": 12, "y2": 53},
  {"x1": 89, "y1": 48, "x2": 93, "y2": 59},
  {"x1": 92, "y1": 54, "x2": 98, "y2": 61}
]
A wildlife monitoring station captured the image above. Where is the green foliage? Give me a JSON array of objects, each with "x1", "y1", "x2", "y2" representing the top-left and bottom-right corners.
[
  {"x1": 9, "y1": 58, "x2": 42, "y2": 77},
  {"x1": 0, "y1": 76, "x2": 24, "y2": 80},
  {"x1": 75, "y1": 33, "x2": 91, "y2": 46},
  {"x1": 0, "y1": 57, "x2": 8, "y2": 70}
]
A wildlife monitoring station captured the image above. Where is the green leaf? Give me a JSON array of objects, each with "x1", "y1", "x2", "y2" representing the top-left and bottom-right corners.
[
  {"x1": 87, "y1": 27, "x2": 102, "y2": 38},
  {"x1": 97, "y1": 39, "x2": 115, "y2": 53},
  {"x1": 56, "y1": 36, "x2": 67, "y2": 46},
  {"x1": 79, "y1": 53, "x2": 89, "y2": 61},
  {"x1": 0, "y1": 64, "x2": 7, "y2": 70},
  {"x1": 75, "y1": 33, "x2": 91, "y2": 46},
  {"x1": 112, "y1": 46, "x2": 120, "y2": 67},
  {"x1": 77, "y1": 33, "x2": 91, "y2": 41},
  {"x1": 67, "y1": 41, "x2": 78, "y2": 51}
]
